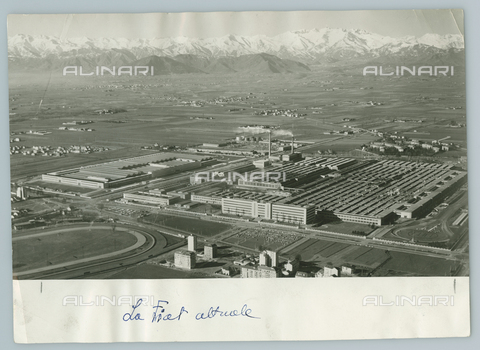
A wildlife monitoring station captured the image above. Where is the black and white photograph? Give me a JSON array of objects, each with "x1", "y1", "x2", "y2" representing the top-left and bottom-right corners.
[
  {"x1": 7, "y1": 9, "x2": 471, "y2": 343},
  {"x1": 9, "y1": 10, "x2": 468, "y2": 280}
]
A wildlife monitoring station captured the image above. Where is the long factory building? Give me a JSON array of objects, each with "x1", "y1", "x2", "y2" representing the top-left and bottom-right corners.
[
  {"x1": 191, "y1": 157, "x2": 467, "y2": 226},
  {"x1": 285, "y1": 159, "x2": 467, "y2": 225},
  {"x1": 41, "y1": 153, "x2": 205, "y2": 189}
]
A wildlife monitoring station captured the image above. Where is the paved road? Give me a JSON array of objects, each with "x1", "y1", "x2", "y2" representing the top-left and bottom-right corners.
[
  {"x1": 391, "y1": 189, "x2": 468, "y2": 246},
  {"x1": 14, "y1": 222, "x2": 185, "y2": 280}
]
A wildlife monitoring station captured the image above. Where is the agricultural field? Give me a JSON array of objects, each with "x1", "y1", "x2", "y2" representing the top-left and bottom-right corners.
[
  {"x1": 341, "y1": 247, "x2": 390, "y2": 268},
  {"x1": 305, "y1": 134, "x2": 378, "y2": 153},
  {"x1": 283, "y1": 238, "x2": 350, "y2": 261},
  {"x1": 9, "y1": 65, "x2": 466, "y2": 181}
]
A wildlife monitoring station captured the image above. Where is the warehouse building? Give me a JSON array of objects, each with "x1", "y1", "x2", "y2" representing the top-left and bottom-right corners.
[{"x1": 42, "y1": 153, "x2": 205, "y2": 189}]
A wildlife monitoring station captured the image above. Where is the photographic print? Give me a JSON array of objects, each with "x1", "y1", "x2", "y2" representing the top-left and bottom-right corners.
[{"x1": 9, "y1": 9, "x2": 470, "y2": 342}]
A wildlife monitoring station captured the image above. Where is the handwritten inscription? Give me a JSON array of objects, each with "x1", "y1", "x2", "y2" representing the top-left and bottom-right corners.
[
  {"x1": 122, "y1": 299, "x2": 259, "y2": 323},
  {"x1": 195, "y1": 304, "x2": 259, "y2": 320},
  {"x1": 122, "y1": 299, "x2": 144, "y2": 322},
  {"x1": 152, "y1": 300, "x2": 188, "y2": 322}
]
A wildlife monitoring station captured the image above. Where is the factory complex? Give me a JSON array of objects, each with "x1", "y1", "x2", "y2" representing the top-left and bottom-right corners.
[
  {"x1": 123, "y1": 154, "x2": 466, "y2": 226},
  {"x1": 39, "y1": 147, "x2": 467, "y2": 227},
  {"x1": 202, "y1": 157, "x2": 467, "y2": 226}
]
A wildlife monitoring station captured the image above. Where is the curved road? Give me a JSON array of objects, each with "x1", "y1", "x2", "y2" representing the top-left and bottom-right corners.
[
  {"x1": 13, "y1": 226, "x2": 148, "y2": 278},
  {"x1": 13, "y1": 223, "x2": 186, "y2": 280}
]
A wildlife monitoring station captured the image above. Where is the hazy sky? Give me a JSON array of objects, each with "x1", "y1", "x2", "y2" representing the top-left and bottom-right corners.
[{"x1": 8, "y1": 9, "x2": 464, "y2": 39}]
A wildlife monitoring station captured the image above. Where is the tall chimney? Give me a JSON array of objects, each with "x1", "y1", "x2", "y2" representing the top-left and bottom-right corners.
[
  {"x1": 268, "y1": 131, "x2": 271, "y2": 158},
  {"x1": 291, "y1": 136, "x2": 294, "y2": 155}
]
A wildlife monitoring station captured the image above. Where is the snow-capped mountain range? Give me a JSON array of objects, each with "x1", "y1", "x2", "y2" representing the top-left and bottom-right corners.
[{"x1": 8, "y1": 28, "x2": 465, "y2": 72}]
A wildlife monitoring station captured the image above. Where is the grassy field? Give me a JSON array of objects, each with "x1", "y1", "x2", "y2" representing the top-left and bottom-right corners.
[
  {"x1": 12, "y1": 226, "x2": 141, "y2": 272},
  {"x1": 341, "y1": 247, "x2": 390, "y2": 267},
  {"x1": 284, "y1": 238, "x2": 349, "y2": 261},
  {"x1": 306, "y1": 134, "x2": 377, "y2": 153},
  {"x1": 374, "y1": 251, "x2": 459, "y2": 276},
  {"x1": 317, "y1": 221, "x2": 375, "y2": 235},
  {"x1": 143, "y1": 214, "x2": 231, "y2": 237},
  {"x1": 393, "y1": 228, "x2": 450, "y2": 243},
  {"x1": 105, "y1": 263, "x2": 215, "y2": 279}
]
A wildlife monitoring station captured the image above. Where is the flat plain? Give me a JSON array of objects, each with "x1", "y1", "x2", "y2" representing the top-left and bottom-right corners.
[
  {"x1": 9, "y1": 64, "x2": 469, "y2": 278},
  {"x1": 9, "y1": 65, "x2": 466, "y2": 181}
]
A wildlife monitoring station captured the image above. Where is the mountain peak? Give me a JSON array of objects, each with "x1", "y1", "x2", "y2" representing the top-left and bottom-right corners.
[{"x1": 8, "y1": 28, "x2": 464, "y2": 65}]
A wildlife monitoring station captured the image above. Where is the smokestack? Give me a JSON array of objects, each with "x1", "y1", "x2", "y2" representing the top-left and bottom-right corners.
[
  {"x1": 268, "y1": 130, "x2": 272, "y2": 158},
  {"x1": 291, "y1": 136, "x2": 294, "y2": 155}
]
